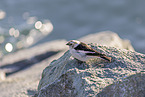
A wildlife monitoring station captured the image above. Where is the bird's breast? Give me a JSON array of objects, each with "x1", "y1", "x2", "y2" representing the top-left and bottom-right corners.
[{"x1": 69, "y1": 49, "x2": 87, "y2": 61}]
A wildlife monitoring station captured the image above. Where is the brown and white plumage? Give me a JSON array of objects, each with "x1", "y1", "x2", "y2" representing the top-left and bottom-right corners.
[{"x1": 66, "y1": 40, "x2": 111, "y2": 62}]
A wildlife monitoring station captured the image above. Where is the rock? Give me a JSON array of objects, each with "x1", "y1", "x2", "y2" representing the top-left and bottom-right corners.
[
  {"x1": 98, "y1": 73, "x2": 145, "y2": 97},
  {"x1": 36, "y1": 44, "x2": 145, "y2": 97},
  {"x1": 79, "y1": 31, "x2": 135, "y2": 51},
  {"x1": 1, "y1": 39, "x2": 67, "y2": 66},
  {"x1": 0, "y1": 40, "x2": 68, "y2": 97}
]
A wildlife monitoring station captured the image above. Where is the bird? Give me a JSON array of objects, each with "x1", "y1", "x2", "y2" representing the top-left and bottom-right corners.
[{"x1": 66, "y1": 40, "x2": 111, "y2": 62}]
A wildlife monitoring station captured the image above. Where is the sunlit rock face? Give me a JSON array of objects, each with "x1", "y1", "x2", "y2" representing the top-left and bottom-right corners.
[
  {"x1": 35, "y1": 44, "x2": 145, "y2": 97},
  {"x1": 79, "y1": 31, "x2": 135, "y2": 51}
]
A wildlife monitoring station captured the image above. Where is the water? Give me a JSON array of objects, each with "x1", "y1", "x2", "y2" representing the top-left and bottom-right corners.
[{"x1": 0, "y1": 0, "x2": 145, "y2": 58}]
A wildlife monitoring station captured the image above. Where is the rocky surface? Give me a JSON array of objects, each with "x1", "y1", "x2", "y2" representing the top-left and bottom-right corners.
[
  {"x1": 0, "y1": 40, "x2": 68, "y2": 97},
  {"x1": 98, "y1": 73, "x2": 145, "y2": 97},
  {"x1": 79, "y1": 31, "x2": 135, "y2": 51},
  {"x1": 35, "y1": 43, "x2": 145, "y2": 97},
  {"x1": 0, "y1": 31, "x2": 142, "y2": 97}
]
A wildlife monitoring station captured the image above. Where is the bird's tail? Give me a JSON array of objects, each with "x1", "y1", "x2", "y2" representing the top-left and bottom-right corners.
[{"x1": 101, "y1": 56, "x2": 111, "y2": 62}]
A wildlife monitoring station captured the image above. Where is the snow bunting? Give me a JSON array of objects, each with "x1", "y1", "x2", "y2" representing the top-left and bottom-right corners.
[{"x1": 66, "y1": 40, "x2": 111, "y2": 62}]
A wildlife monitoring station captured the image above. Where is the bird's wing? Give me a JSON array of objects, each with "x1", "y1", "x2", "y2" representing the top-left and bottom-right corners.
[
  {"x1": 74, "y1": 42, "x2": 105, "y2": 56},
  {"x1": 74, "y1": 42, "x2": 95, "y2": 51}
]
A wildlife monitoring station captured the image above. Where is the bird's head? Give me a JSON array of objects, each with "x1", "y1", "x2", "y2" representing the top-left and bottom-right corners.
[{"x1": 66, "y1": 40, "x2": 80, "y2": 48}]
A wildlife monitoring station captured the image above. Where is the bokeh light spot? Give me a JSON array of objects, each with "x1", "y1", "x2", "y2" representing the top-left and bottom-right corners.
[
  {"x1": 5, "y1": 43, "x2": 13, "y2": 52},
  {"x1": 0, "y1": 36, "x2": 5, "y2": 43},
  {"x1": 0, "y1": 10, "x2": 6, "y2": 20},
  {"x1": 9, "y1": 28, "x2": 15, "y2": 36},
  {"x1": 27, "y1": 17, "x2": 37, "y2": 24},
  {"x1": 9, "y1": 28, "x2": 20, "y2": 37},
  {"x1": 26, "y1": 36, "x2": 34, "y2": 45},
  {"x1": 14, "y1": 29, "x2": 20, "y2": 38},
  {"x1": 40, "y1": 21, "x2": 53, "y2": 35},
  {"x1": 16, "y1": 41, "x2": 23, "y2": 49},
  {"x1": 35, "y1": 21, "x2": 42, "y2": 29}
]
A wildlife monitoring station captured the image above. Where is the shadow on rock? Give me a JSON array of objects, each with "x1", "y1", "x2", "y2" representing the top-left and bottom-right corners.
[
  {"x1": 0, "y1": 51, "x2": 59, "y2": 76},
  {"x1": 27, "y1": 89, "x2": 37, "y2": 96},
  {"x1": 102, "y1": 56, "x2": 128, "y2": 69},
  {"x1": 72, "y1": 59, "x2": 90, "y2": 70}
]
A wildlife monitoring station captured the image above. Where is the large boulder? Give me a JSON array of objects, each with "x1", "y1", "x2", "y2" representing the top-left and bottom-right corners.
[
  {"x1": 79, "y1": 31, "x2": 134, "y2": 51},
  {"x1": 35, "y1": 43, "x2": 145, "y2": 97}
]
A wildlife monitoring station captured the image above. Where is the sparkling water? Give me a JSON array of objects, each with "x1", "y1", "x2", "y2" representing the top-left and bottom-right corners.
[{"x1": 0, "y1": 0, "x2": 145, "y2": 59}]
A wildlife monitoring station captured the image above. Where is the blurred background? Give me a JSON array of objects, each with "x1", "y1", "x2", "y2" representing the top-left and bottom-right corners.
[{"x1": 0, "y1": 0, "x2": 145, "y2": 58}]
